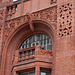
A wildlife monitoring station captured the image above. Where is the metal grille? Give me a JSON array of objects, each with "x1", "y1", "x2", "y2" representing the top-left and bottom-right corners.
[{"x1": 19, "y1": 34, "x2": 52, "y2": 50}]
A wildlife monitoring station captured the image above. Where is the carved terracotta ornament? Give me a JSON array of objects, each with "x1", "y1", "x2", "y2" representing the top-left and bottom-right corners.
[
  {"x1": 8, "y1": 7, "x2": 12, "y2": 16},
  {"x1": 59, "y1": 3, "x2": 72, "y2": 37},
  {"x1": 7, "y1": 5, "x2": 17, "y2": 18},
  {"x1": 0, "y1": 10, "x2": 3, "y2": 21},
  {"x1": 12, "y1": 5, "x2": 16, "y2": 14},
  {"x1": 26, "y1": 13, "x2": 35, "y2": 32},
  {"x1": 4, "y1": 7, "x2": 57, "y2": 40}
]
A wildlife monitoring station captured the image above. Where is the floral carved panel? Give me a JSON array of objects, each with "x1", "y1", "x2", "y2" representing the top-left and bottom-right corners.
[
  {"x1": 4, "y1": 6, "x2": 57, "y2": 41},
  {"x1": 59, "y1": 3, "x2": 72, "y2": 37}
]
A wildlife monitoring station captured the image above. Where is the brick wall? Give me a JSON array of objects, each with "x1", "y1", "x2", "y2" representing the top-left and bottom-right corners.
[{"x1": 0, "y1": 0, "x2": 75, "y2": 75}]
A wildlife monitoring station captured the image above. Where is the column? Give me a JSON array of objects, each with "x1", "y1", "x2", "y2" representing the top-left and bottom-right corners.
[{"x1": 35, "y1": 66, "x2": 40, "y2": 75}]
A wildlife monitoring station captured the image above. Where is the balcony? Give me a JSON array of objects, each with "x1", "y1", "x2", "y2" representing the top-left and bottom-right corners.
[
  {"x1": 13, "y1": 45, "x2": 52, "y2": 66},
  {"x1": 6, "y1": 3, "x2": 21, "y2": 20}
]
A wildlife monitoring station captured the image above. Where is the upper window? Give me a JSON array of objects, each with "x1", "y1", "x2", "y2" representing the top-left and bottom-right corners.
[
  {"x1": 13, "y1": 0, "x2": 21, "y2": 2},
  {"x1": 19, "y1": 34, "x2": 52, "y2": 50}
]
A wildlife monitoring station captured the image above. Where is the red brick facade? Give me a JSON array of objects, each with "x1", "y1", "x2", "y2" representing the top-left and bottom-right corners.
[{"x1": 0, "y1": 0, "x2": 75, "y2": 75}]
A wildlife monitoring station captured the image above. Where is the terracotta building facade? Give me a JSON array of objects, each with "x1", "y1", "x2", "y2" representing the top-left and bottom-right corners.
[{"x1": 0, "y1": 0, "x2": 75, "y2": 75}]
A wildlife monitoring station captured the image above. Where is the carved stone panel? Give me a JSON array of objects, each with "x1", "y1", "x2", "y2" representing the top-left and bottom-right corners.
[
  {"x1": 59, "y1": 3, "x2": 72, "y2": 37},
  {"x1": 4, "y1": 6, "x2": 57, "y2": 41}
]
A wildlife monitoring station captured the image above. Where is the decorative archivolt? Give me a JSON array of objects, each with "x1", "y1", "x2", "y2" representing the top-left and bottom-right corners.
[{"x1": 4, "y1": 6, "x2": 57, "y2": 41}]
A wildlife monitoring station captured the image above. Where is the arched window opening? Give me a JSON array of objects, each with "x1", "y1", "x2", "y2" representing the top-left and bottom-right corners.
[{"x1": 19, "y1": 34, "x2": 52, "y2": 50}]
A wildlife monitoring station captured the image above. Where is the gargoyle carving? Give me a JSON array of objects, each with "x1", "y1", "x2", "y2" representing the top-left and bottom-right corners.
[{"x1": 26, "y1": 13, "x2": 35, "y2": 32}]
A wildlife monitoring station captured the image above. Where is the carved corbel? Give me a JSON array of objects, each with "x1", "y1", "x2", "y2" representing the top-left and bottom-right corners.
[{"x1": 26, "y1": 13, "x2": 35, "y2": 32}]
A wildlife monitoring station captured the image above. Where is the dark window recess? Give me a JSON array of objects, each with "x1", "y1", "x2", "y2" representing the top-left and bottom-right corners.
[
  {"x1": 32, "y1": 49, "x2": 35, "y2": 56},
  {"x1": 19, "y1": 52, "x2": 22, "y2": 59},
  {"x1": 28, "y1": 50, "x2": 31, "y2": 57}
]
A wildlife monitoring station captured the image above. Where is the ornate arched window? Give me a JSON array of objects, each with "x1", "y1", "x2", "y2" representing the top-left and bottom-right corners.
[{"x1": 19, "y1": 33, "x2": 52, "y2": 50}]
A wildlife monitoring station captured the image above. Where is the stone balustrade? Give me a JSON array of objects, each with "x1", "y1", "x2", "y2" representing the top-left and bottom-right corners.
[
  {"x1": 18, "y1": 47, "x2": 35, "y2": 62},
  {"x1": 13, "y1": 45, "x2": 52, "y2": 65},
  {"x1": 7, "y1": 4, "x2": 17, "y2": 19}
]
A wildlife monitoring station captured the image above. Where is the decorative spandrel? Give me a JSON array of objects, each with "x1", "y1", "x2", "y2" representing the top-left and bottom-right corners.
[
  {"x1": 4, "y1": 6, "x2": 57, "y2": 41},
  {"x1": 59, "y1": 3, "x2": 72, "y2": 37}
]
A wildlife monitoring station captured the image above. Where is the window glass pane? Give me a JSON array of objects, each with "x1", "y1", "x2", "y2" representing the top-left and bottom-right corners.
[
  {"x1": 46, "y1": 36, "x2": 49, "y2": 39},
  {"x1": 24, "y1": 45, "x2": 26, "y2": 48},
  {"x1": 41, "y1": 71, "x2": 51, "y2": 75},
  {"x1": 32, "y1": 43, "x2": 35, "y2": 46},
  {"x1": 50, "y1": 40, "x2": 52, "y2": 45},
  {"x1": 13, "y1": 0, "x2": 21, "y2": 2},
  {"x1": 20, "y1": 71, "x2": 35, "y2": 75},
  {"x1": 47, "y1": 39, "x2": 49, "y2": 44},
  {"x1": 32, "y1": 49, "x2": 35, "y2": 56},
  {"x1": 44, "y1": 35, "x2": 46, "y2": 39},
  {"x1": 41, "y1": 34, "x2": 43, "y2": 40},
  {"x1": 19, "y1": 52, "x2": 22, "y2": 59},
  {"x1": 36, "y1": 34, "x2": 40, "y2": 41},
  {"x1": 28, "y1": 50, "x2": 31, "y2": 57},
  {"x1": 22, "y1": 45, "x2": 24, "y2": 49},
  {"x1": 27, "y1": 44, "x2": 29, "y2": 48},
  {"x1": 30, "y1": 37, "x2": 33, "y2": 43},
  {"x1": 19, "y1": 34, "x2": 52, "y2": 50},
  {"x1": 47, "y1": 45, "x2": 52, "y2": 50},
  {"x1": 26, "y1": 44, "x2": 27, "y2": 48},
  {"x1": 44, "y1": 46, "x2": 46, "y2": 50},
  {"x1": 41, "y1": 72, "x2": 46, "y2": 75},
  {"x1": 29, "y1": 44, "x2": 31, "y2": 47},
  {"x1": 29, "y1": 71, "x2": 35, "y2": 75},
  {"x1": 41, "y1": 41, "x2": 43, "y2": 46},
  {"x1": 44, "y1": 40, "x2": 46, "y2": 45}
]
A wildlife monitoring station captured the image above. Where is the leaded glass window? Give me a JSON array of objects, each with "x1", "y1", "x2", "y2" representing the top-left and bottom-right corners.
[{"x1": 19, "y1": 34, "x2": 52, "y2": 50}]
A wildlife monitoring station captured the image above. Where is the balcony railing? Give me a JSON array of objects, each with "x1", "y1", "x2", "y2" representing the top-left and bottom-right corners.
[
  {"x1": 13, "y1": 45, "x2": 52, "y2": 65},
  {"x1": 18, "y1": 47, "x2": 35, "y2": 62}
]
